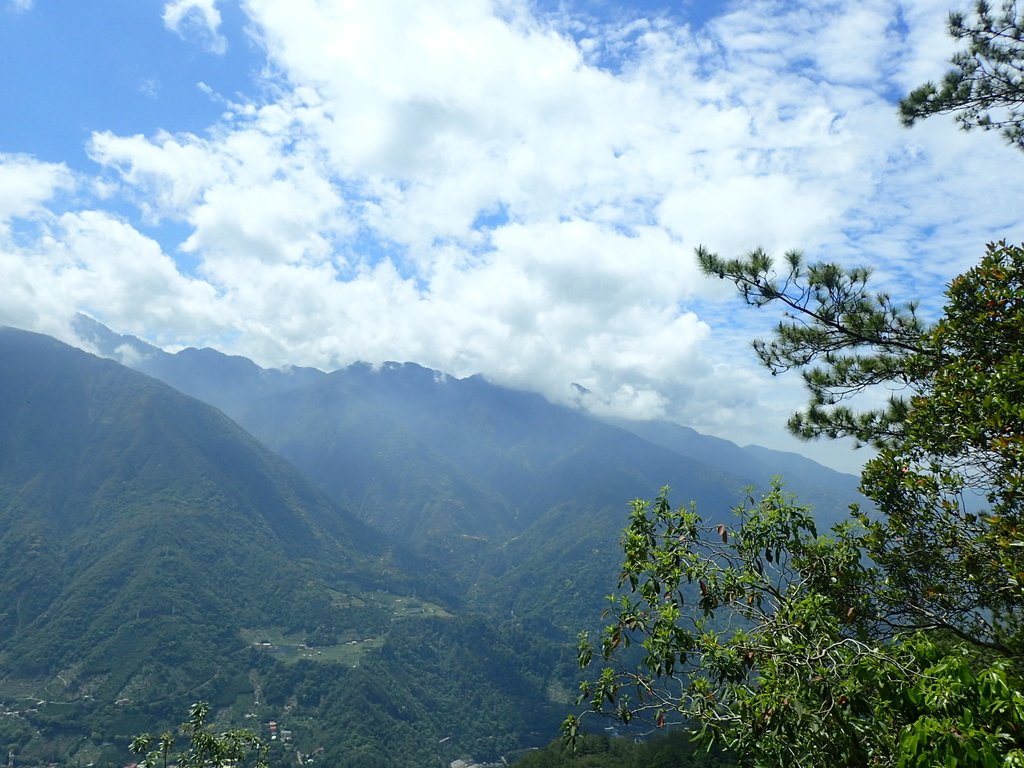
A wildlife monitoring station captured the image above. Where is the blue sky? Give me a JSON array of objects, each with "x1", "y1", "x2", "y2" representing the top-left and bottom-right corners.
[
  {"x1": 2, "y1": 2, "x2": 247, "y2": 160},
  {"x1": 0, "y1": 1, "x2": 726, "y2": 165},
  {"x1": 3, "y1": 0, "x2": 1024, "y2": 474}
]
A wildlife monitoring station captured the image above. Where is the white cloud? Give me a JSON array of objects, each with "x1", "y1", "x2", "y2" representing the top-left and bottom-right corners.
[
  {"x1": 5, "y1": 0, "x2": 1024, "y2": 474},
  {"x1": 138, "y1": 78, "x2": 161, "y2": 99},
  {"x1": 162, "y1": 0, "x2": 227, "y2": 54},
  {"x1": 0, "y1": 209, "x2": 221, "y2": 343},
  {"x1": 0, "y1": 153, "x2": 73, "y2": 225}
]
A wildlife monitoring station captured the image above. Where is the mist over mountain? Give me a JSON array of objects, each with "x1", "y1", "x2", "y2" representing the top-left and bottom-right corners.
[
  {"x1": 0, "y1": 327, "x2": 384, "y2": 658},
  {"x1": 0, "y1": 318, "x2": 864, "y2": 766},
  {"x1": 0, "y1": 328, "x2": 558, "y2": 767},
  {"x1": 75, "y1": 315, "x2": 862, "y2": 628}
]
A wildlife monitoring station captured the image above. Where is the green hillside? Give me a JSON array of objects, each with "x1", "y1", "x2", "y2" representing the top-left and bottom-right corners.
[
  {"x1": 0, "y1": 328, "x2": 564, "y2": 767},
  {"x1": 89, "y1": 332, "x2": 860, "y2": 634},
  {"x1": 53, "y1": 318, "x2": 868, "y2": 765}
]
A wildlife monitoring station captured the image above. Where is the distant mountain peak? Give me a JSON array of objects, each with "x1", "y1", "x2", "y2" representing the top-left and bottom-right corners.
[{"x1": 71, "y1": 312, "x2": 161, "y2": 365}]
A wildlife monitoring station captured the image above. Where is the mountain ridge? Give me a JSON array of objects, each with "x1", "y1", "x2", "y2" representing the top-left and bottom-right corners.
[
  {"x1": 70, "y1": 316, "x2": 864, "y2": 636},
  {"x1": 73, "y1": 313, "x2": 861, "y2": 540},
  {"x1": 0, "y1": 318, "x2": 868, "y2": 766},
  {"x1": 2, "y1": 327, "x2": 526, "y2": 767}
]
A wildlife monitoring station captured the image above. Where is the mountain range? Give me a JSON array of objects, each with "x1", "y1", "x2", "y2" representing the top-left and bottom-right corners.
[{"x1": 0, "y1": 319, "x2": 864, "y2": 767}]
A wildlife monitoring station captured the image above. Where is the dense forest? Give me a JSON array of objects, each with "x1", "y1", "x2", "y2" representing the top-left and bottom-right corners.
[{"x1": 514, "y1": 731, "x2": 734, "y2": 768}]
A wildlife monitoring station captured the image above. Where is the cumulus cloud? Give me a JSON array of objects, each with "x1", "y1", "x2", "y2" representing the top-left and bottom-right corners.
[
  {"x1": 0, "y1": 206, "x2": 221, "y2": 343},
  {"x1": 162, "y1": 0, "x2": 227, "y2": 54},
  {"x1": 0, "y1": 153, "x2": 73, "y2": 224},
  {"x1": 5, "y1": 0, "x2": 1024, "y2": 473},
  {"x1": 0, "y1": 155, "x2": 72, "y2": 240}
]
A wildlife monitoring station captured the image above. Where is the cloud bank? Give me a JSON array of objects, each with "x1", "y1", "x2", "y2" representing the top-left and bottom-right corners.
[{"x1": 3, "y1": 0, "x2": 1023, "y2": 472}]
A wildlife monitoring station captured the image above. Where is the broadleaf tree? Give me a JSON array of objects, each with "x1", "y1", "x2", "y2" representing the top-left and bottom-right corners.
[
  {"x1": 568, "y1": 243, "x2": 1024, "y2": 767},
  {"x1": 129, "y1": 701, "x2": 269, "y2": 768}
]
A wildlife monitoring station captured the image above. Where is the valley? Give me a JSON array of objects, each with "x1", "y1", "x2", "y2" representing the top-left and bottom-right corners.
[{"x1": 0, "y1": 324, "x2": 862, "y2": 767}]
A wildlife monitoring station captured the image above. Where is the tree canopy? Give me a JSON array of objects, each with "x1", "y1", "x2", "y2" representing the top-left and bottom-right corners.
[
  {"x1": 568, "y1": 242, "x2": 1024, "y2": 767},
  {"x1": 900, "y1": 0, "x2": 1024, "y2": 150},
  {"x1": 696, "y1": 241, "x2": 1024, "y2": 651},
  {"x1": 129, "y1": 702, "x2": 268, "y2": 768}
]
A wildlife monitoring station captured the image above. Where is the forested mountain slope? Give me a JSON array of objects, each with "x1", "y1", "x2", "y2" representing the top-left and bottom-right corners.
[
  {"x1": 75, "y1": 316, "x2": 863, "y2": 631},
  {"x1": 0, "y1": 328, "x2": 560, "y2": 767},
  {"x1": 33, "y1": 318, "x2": 868, "y2": 765}
]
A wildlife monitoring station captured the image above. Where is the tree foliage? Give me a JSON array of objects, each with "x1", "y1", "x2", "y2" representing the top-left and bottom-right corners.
[
  {"x1": 697, "y1": 241, "x2": 1024, "y2": 649},
  {"x1": 900, "y1": 1, "x2": 1024, "y2": 150},
  {"x1": 695, "y1": 245, "x2": 929, "y2": 448},
  {"x1": 513, "y1": 728, "x2": 733, "y2": 767},
  {"x1": 129, "y1": 702, "x2": 268, "y2": 768},
  {"x1": 567, "y1": 483, "x2": 897, "y2": 765},
  {"x1": 861, "y1": 243, "x2": 1024, "y2": 654},
  {"x1": 569, "y1": 243, "x2": 1024, "y2": 767}
]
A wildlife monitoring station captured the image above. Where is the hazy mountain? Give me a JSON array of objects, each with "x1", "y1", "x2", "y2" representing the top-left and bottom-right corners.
[
  {"x1": 0, "y1": 327, "x2": 561, "y2": 767},
  {"x1": 606, "y1": 417, "x2": 863, "y2": 518},
  {"x1": 75, "y1": 317, "x2": 860, "y2": 529},
  {"x1": 1, "y1": 328, "x2": 371, "y2": 658},
  {"x1": 75, "y1": 316, "x2": 863, "y2": 633},
  {"x1": 59, "y1": 318, "x2": 870, "y2": 763}
]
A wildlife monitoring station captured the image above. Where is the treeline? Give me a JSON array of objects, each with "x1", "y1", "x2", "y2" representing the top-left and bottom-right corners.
[
  {"x1": 513, "y1": 730, "x2": 735, "y2": 768},
  {"x1": 247, "y1": 614, "x2": 575, "y2": 767}
]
